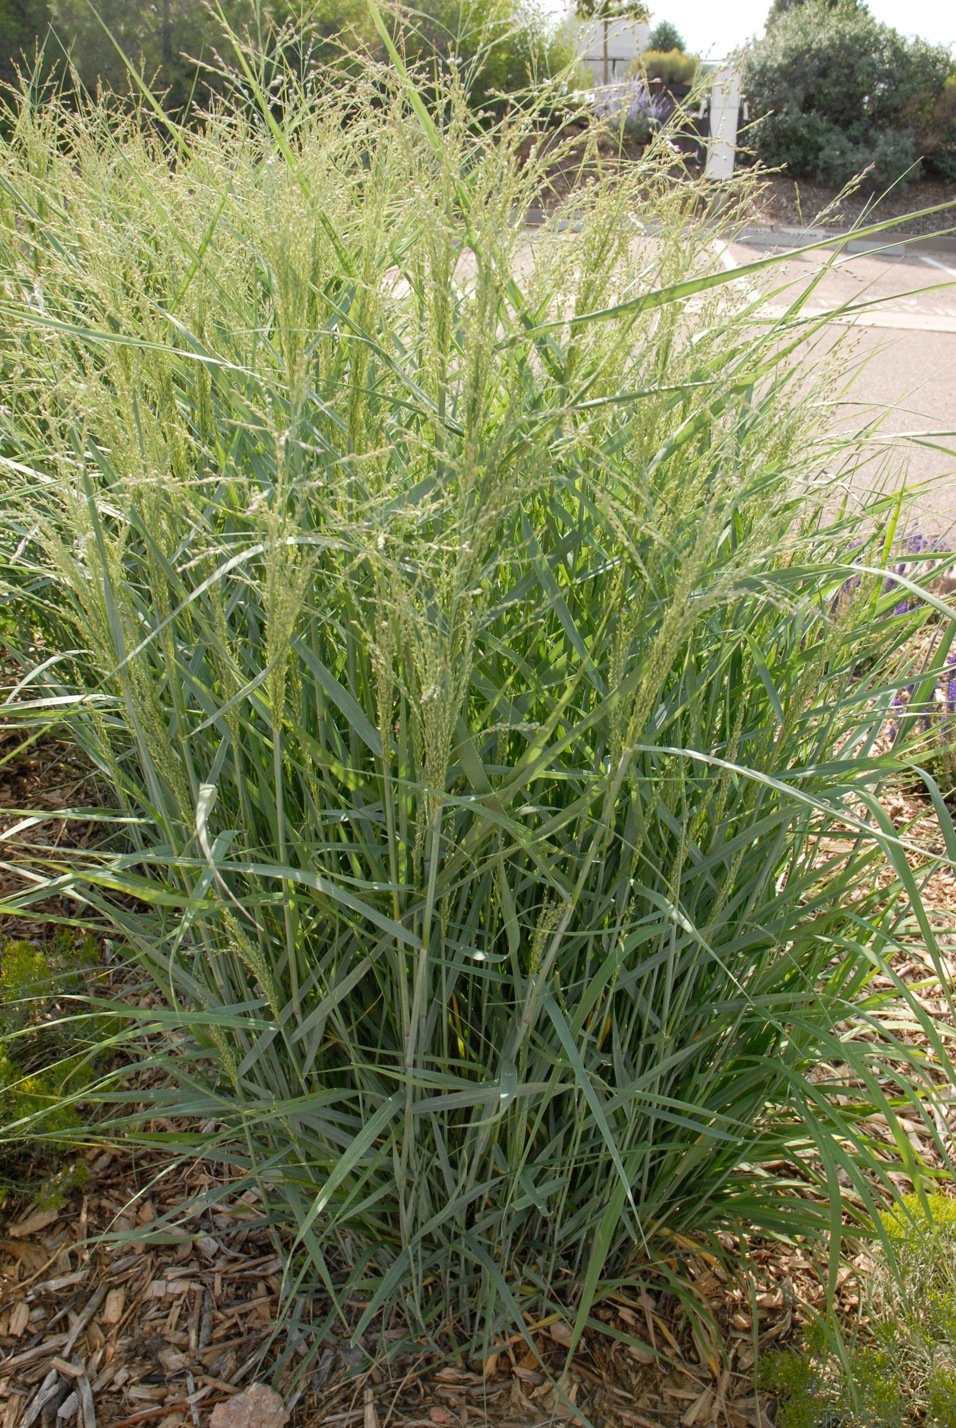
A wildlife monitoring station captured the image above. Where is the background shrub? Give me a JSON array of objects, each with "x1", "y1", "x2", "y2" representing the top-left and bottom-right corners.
[
  {"x1": 815, "y1": 125, "x2": 918, "y2": 191},
  {"x1": 0, "y1": 50, "x2": 953, "y2": 1358},
  {"x1": 745, "y1": 0, "x2": 953, "y2": 188},
  {"x1": 0, "y1": 0, "x2": 573, "y2": 121},
  {"x1": 750, "y1": 107, "x2": 836, "y2": 178},
  {"x1": 634, "y1": 45, "x2": 697, "y2": 87},
  {"x1": 922, "y1": 73, "x2": 956, "y2": 182}
]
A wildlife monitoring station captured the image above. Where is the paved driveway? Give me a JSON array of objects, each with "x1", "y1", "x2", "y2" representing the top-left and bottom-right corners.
[{"x1": 719, "y1": 236, "x2": 956, "y2": 538}]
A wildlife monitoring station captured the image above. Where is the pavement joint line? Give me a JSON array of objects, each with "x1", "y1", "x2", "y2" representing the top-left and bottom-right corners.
[
  {"x1": 733, "y1": 224, "x2": 956, "y2": 262},
  {"x1": 760, "y1": 305, "x2": 956, "y2": 333},
  {"x1": 711, "y1": 237, "x2": 761, "y2": 305},
  {"x1": 918, "y1": 252, "x2": 956, "y2": 282}
]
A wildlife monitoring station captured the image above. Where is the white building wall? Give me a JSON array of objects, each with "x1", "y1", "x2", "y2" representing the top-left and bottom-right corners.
[{"x1": 571, "y1": 16, "x2": 652, "y2": 83}]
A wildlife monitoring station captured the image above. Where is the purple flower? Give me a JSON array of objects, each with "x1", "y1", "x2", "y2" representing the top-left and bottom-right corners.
[{"x1": 591, "y1": 81, "x2": 668, "y2": 128}]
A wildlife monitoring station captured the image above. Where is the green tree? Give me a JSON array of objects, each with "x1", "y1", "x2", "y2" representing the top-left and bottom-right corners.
[
  {"x1": 46, "y1": 0, "x2": 313, "y2": 111},
  {"x1": 647, "y1": 17, "x2": 683, "y2": 52},
  {"x1": 43, "y1": 0, "x2": 570, "y2": 116},
  {"x1": 393, "y1": 0, "x2": 573, "y2": 116},
  {"x1": 766, "y1": 0, "x2": 858, "y2": 21},
  {"x1": 48, "y1": 0, "x2": 222, "y2": 109}
]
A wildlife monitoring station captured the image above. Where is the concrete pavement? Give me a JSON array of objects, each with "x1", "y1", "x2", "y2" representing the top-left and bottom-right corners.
[{"x1": 718, "y1": 234, "x2": 956, "y2": 535}]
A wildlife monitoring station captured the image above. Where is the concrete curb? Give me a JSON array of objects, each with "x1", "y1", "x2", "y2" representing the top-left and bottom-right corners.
[
  {"x1": 733, "y1": 223, "x2": 956, "y2": 263},
  {"x1": 524, "y1": 208, "x2": 956, "y2": 263}
]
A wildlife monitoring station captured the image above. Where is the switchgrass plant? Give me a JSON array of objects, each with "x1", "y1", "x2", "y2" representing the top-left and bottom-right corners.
[{"x1": 0, "y1": 43, "x2": 955, "y2": 1368}]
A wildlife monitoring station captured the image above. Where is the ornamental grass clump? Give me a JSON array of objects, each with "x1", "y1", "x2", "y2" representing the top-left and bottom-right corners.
[{"x1": 0, "y1": 39, "x2": 954, "y2": 1363}]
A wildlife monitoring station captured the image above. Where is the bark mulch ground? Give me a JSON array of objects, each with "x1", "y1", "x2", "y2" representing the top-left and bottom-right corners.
[{"x1": 2, "y1": 1159, "x2": 822, "y2": 1428}]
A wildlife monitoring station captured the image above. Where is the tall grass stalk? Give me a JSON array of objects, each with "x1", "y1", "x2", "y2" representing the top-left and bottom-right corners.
[{"x1": 0, "y1": 55, "x2": 954, "y2": 1366}]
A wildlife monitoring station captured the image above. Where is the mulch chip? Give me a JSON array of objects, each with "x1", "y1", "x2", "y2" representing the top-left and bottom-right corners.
[{"x1": 0, "y1": 1158, "x2": 306, "y2": 1428}]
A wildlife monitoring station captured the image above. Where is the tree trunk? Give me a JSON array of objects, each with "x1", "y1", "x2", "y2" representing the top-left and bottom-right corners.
[{"x1": 602, "y1": 19, "x2": 609, "y2": 86}]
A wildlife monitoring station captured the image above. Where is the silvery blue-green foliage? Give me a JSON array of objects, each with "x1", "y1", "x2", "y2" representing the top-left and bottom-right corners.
[
  {"x1": 0, "y1": 49, "x2": 954, "y2": 1362},
  {"x1": 746, "y1": 0, "x2": 953, "y2": 189}
]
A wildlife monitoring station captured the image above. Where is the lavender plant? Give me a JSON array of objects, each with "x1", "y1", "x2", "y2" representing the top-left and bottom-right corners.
[{"x1": 590, "y1": 77, "x2": 668, "y2": 143}]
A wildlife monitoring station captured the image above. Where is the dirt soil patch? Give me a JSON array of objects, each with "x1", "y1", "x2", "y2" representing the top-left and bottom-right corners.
[{"x1": 745, "y1": 174, "x2": 956, "y2": 241}]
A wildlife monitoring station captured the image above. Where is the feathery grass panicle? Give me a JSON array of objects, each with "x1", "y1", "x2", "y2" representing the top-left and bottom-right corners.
[{"x1": 0, "y1": 51, "x2": 954, "y2": 1368}]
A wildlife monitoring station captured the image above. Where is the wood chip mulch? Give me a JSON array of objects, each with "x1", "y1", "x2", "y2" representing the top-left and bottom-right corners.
[
  {"x1": 746, "y1": 173, "x2": 956, "y2": 242},
  {"x1": 0, "y1": 1154, "x2": 316, "y2": 1428},
  {"x1": 2, "y1": 1155, "x2": 816, "y2": 1428}
]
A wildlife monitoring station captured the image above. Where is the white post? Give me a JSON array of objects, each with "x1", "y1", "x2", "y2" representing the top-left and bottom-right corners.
[{"x1": 704, "y1": 67, "x2": 743, "y2": 181}]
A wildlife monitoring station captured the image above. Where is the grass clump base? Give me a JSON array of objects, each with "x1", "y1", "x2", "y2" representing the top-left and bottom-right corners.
[{"x1": 0, "y1": 37, "x2": 954, "y2": 1370}]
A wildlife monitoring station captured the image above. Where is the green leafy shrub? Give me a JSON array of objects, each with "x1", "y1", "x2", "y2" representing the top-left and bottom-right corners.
[
  {"x1": 815, "y1": 125, "x2": 918, "y2": 192},
  {"x1": 754, "y1": 108, "x2": 839, "y2": 178},
  {"x1": 0, "y1": 41, "x2": 953, "y2": 1358},
  {"x1": 922, "y1": 74, "x2": 956, "y2": 182},
  {"x1": 745, "y1": 1, "x2": 951, "y2": 186}
]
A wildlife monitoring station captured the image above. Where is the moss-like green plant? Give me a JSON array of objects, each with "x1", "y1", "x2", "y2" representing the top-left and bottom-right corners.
[
  {"x1": 882, "y1": 1194, "x2": 956, "y2": 1347},
  {"x1": 0, "y1": 931, "x2": 105, "y2": 1194},
  {"x1": 926, "y1": 1366, "x2": 956, "y2": 1428},
  {"x1": 764, "y1": 1196, "x2": 956, "y2": 1427},
  {"x1": 0, "y1": 1049, "x2": 83, "y2": 1135},
  {"x1": 760, "y1": 1351, "x2": 827, "y2": 1428}
]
